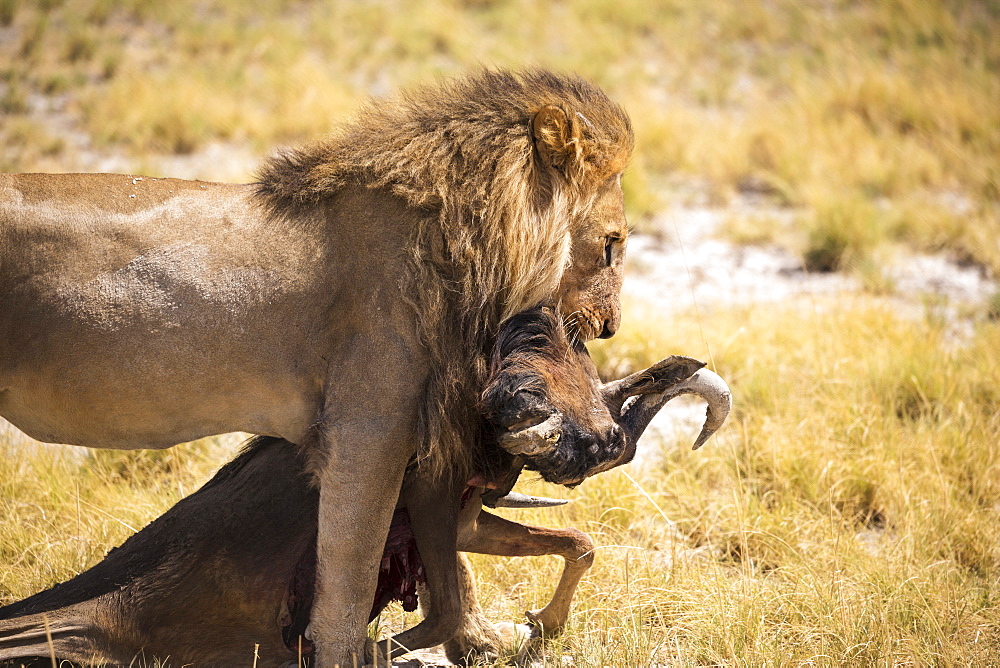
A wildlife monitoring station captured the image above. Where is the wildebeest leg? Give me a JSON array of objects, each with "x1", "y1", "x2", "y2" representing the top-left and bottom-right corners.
[
  {"x1": 459, "y1": 510, "x2": 595, "y2": 635},
  {"x1": 379, "y1": 473, "x2": 466, "y2": 659},
  {"x1": 0, "y1": 605, "x2": 104, "y2": 665},
  {"x1": 434, "y1": 507, "x2": 595, "y2": 664}
]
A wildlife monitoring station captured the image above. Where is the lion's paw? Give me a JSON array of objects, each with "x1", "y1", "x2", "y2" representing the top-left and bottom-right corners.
[
  {"x1": 493, "y1": 621, "x2": 543, "y2": 666},
  {"x1": 363, "y1": 637, "x2": 390, "y2": 667},
  {"x1": 444, "y1": 620, "x2": 536, "y2": 666}
]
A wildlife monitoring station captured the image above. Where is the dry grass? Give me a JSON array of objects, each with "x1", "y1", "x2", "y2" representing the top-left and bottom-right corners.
[
  {"x1": 483, "y1": 295, "x2": 1000, "y2": 665},
  {"x1": 3, "y1": 296, "x2": 999, "y2": 665},
  {"x1": 0, "y1": 432, "x2": 243, "y2": 603}
]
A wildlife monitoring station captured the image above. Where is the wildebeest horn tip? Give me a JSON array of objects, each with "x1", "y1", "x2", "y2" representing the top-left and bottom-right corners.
[
  {"x1": 687, "y1": 368, "x2": 732, "y2": 450},
  {"x1": 494, "y1": 492, "x2": 570, "y2": 508}
]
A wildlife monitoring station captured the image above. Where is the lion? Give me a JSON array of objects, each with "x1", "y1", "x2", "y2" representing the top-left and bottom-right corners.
[{"x1": 0, "y1": 69, "x2": 633, "y2": 666}]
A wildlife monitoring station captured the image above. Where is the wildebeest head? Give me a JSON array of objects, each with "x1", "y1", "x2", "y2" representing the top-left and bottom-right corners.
[{"x1": 481, "y1": 307, "x2": 731, "y2": 486}]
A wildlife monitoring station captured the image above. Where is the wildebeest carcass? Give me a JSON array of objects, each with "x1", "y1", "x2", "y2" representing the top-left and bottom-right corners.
[{"x1": 0, "y1": 307, "x2": 730, "y2": 666}]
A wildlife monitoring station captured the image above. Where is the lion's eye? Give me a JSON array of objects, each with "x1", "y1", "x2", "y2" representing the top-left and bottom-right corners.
[{"x1": 604, "y1": 237, "x2": 614, "y2": 266}]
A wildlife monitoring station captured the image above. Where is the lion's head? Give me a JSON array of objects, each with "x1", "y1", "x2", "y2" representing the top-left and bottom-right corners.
[{"x1": 255, "y1": 69, "x2": 633, "y2": 477}]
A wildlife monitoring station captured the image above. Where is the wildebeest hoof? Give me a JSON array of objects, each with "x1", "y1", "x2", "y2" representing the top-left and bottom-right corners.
[{"x1": 524, "y1": 608, "x2": 565, "y2": 636}]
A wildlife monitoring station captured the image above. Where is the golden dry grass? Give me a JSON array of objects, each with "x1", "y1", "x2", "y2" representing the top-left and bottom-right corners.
[
  {"x1": 3, "y1": 296, "x2": 999, "y2": 665},
  {"x1": 488, "y1": 296, "x2": 1000, "y2": 665},
  {"x1": 2, "y1": 0, "x2": 999, "y2": 665}
]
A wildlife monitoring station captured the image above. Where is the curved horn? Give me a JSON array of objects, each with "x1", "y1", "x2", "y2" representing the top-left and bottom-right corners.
[
  {"x1": 493, "y1": 492, "x2": 570, "y2": 508},
  {"x1": 619, "y1": 367, "x2": 732, "y2": 450},
  {"x1": 683, "y1": 369, "x2": 732, "y2": 449},
  {"x1": 601, "y1": 356, "x2": 706, "y2": 416},
  {"x1": 499, "y1": 413, "x2": 563, "y2": 457}
]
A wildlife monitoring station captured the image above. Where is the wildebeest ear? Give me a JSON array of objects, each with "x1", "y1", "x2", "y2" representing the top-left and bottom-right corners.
[{"x1": 532, "y1": 104, "x2": 582, "y2": 174}]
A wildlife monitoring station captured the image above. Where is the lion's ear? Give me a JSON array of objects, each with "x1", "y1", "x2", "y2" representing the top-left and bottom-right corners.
[{"x1": 532, "y1": 105, "x2": 582, "y2": 175}]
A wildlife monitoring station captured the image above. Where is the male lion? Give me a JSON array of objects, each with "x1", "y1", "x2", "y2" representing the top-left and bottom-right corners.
[{"x1": 0, "y1": 69, "x2": 633, "y2": 666}]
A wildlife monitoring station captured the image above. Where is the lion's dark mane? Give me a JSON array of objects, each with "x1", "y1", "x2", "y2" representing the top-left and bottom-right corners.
[{"x1": 254, "y1": 69, "x2": 632, "y2": 479}]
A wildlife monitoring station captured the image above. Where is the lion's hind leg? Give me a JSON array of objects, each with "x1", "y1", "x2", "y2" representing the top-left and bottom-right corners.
[{"x1": 440, "y1": 553, "x2": 533, "y2": 666}]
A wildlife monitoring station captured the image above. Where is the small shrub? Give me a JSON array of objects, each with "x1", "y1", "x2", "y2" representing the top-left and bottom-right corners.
[
  {"x1": 0, "y1": 0, "x2": 16, "y2": 26},
  {"x1": 0, "y1": 80, "x2": 27, "y2": 114},
  {"x1": 802, "y1": 192, "x2": 884, "y2": 272},
  {"x1": 64, "y1": 31, "x2": 97, "y2": 63}
]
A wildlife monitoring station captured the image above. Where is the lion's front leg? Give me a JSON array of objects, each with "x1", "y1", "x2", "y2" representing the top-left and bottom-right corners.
[
  {"x1": 306, "y1": 415, "x2": 418, "y2": 668},
  {"x1": 442, "y1": 554, "x2": 539, "y2": 666}
]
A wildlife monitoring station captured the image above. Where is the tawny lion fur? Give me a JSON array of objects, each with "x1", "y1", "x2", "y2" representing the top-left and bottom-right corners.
[
  {"x1": 0, "y1": 68, "x2": 633, "y2": 665},
  {"x1": 256, "y1": 69, "x2": 633, "y2": 480}
]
